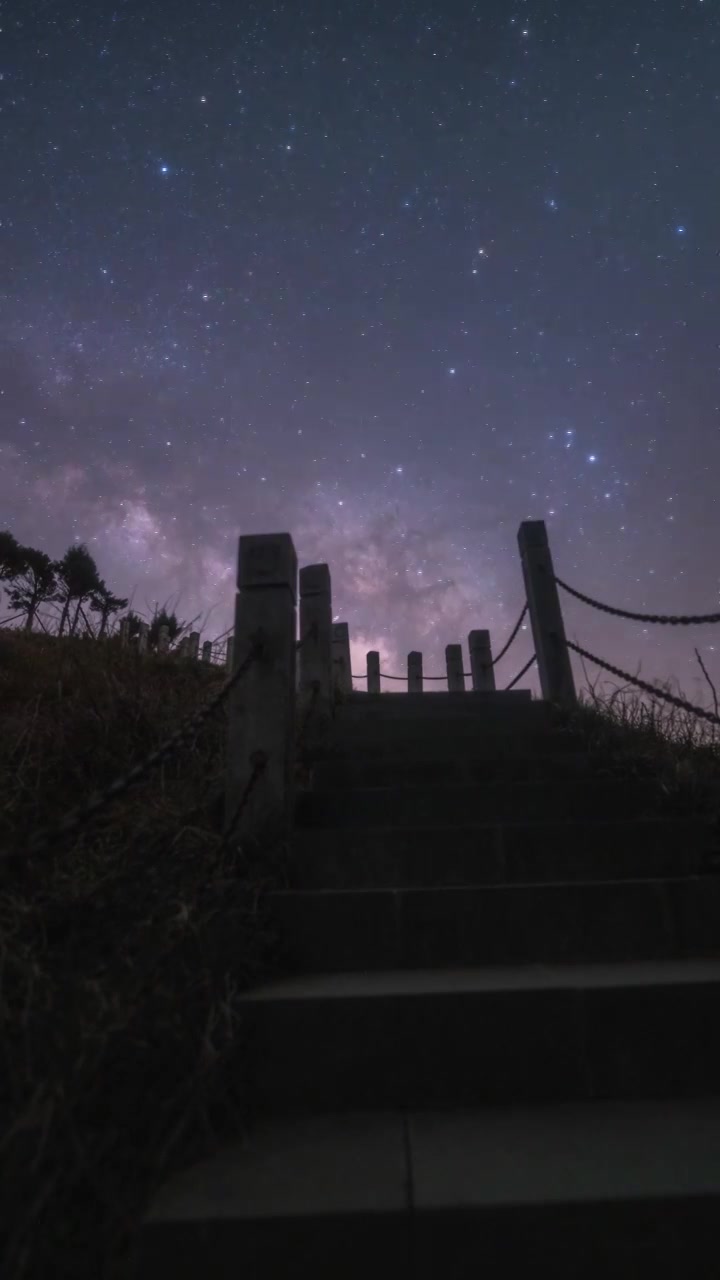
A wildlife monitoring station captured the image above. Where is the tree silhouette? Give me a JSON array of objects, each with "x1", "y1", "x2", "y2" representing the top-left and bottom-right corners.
[
  {"x1": 90, "y1": 580, "x2": 129, "y2": 638},
  {"x1": 54, "y1": 544, "x2": 102, "y2": 637},
  {"x1": 148, "y1": 607, "x2": 185, "y2": 650},
  {"x1": 0, "y1": 530, "x2": 25, "y2": 583},
  {"x1": 6, "y1": 547, "x2": 57, "y2": 631}
]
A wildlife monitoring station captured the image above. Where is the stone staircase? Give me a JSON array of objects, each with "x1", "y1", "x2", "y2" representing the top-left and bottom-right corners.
[{"x1": 133, "y1": 690, "x2": 720, "y2": 1278}]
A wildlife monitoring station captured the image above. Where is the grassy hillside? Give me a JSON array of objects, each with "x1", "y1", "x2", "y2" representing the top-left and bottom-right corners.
[{"x1": 0, "y1": 630, "x2": 286, "y2": 1280}]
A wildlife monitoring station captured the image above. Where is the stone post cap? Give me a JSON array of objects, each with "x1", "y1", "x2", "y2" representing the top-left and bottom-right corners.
[
  {"x1": 445, "y1": 643, "x2": 462, "y2": 657},
  {"x1": 237, "y1": 533, "x2": 297, "y2": 597},
  {"x1": 408, "y1": 651, "x2": 422, "y2": 663},
  {"x1": 468, "y1": 629, "x2": 491, "y2": 647},
  {"x1": 367, "y1": 650, "x2": 380, "y2": 662},
  {"x1": 300, "y1": 563, "x2": 331, "y2": 596},
  {"x1": 517, "y1": 519, "x2": 549, "y2": 550},
  {"x1": 332, "y1": 621, "x2": 349, "y2": 641}
]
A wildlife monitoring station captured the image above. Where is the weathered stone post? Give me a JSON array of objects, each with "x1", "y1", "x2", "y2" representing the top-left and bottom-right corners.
[
  {"x1": 299, "y1": 564, "x2": 333, "y2": 740},
  {"x1": 332, "y1": 622, "x2": 352, "y2": 697},
  {"x1": 137, "y1": 621, "x2": 148, "y2": 654},
  {"x1": 187, "y1": 630, "x2": 200, "y2": 661},
  {"x1": 445, "y1": 644, "x2": 465, "y2": 692},
  {"x1": 367, "y1": 651, "x2": 381, "y2": 694},
  {"x1": 225, "y1": 636, "x2": 234, "y2": 671},
  {"x1": 225, "y1": 533, "x2": 298, "y2": 841},
  {"x1": 201, "y1": 639, "x2": 212, "y2": 663},
  {"x1": 408, "y1": 651, "x2": 423, "y2": 693},
  {"x1": 157, "y1": 625, "x2": 170, "y2": 654},
  {"x1": 468, "y1": 630, "x2": 495, "y2": 691},
  {"x1": 118, "y1": 617, "x2": 130, "y2": 647},
  {"x1": 175, "y1": 636, "x2": 188, "y2": 658},
  {"x1": 518, "y1": 519, "x2": 576, "y2": 705}
]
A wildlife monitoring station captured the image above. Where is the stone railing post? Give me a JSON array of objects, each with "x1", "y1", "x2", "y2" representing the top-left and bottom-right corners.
[
  {"x1": 175, "y1": 636, "x2": 188, "y2": 659},
  {"x1": 367, "y1": 651, "x2": 380, "y2": 694},
  {"x1": 518, "y1": 519, "x2": 576, "y2": 705},
  {"x1": 408, "y1": 651, "x2": 423, "y2": 693},
  {"x1": 299, "y1": 564, "x2": 333, "y2": 739},
  {"x1": 445, "y1": 644, "x2": 465, "y2": 692},
  {"x1": 225, "y1": 636, "x2": 234, "y2": 670},
  {"x1": 331, "y1": 622, "x2": 352, "y2": 697},
  {"x1": 225, "y1": 532, "x2": 298, "y2": 839},
  {"x1": 201, "y1": 639, "x2": 212, "y2": 663},
  {"x1": 118, "y1": 617, "x2": 130, "y2": 647},
  {"x1": 468, "y1": 630, "x2": 495, "y2": 691},
  {"x1": 187, "y1": 630, "x2": 200, "y2": 661},
  {"x1": 157, "y1": 625, "x2": 170, "y2": 654},
  {"x1": 137, "y1": 621, "x2": 148, "y2": 654}
]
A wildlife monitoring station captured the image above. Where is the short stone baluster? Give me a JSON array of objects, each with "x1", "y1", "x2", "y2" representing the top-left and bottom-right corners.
[
  {"x1": 201, "y1": 639, "x2": 212, "y2": 663},
  {"x1": 118, "y1": 617, "x2": 130, "y2": 647},
  {"x1": 468, "y1": 629, "x2": 496, "y2": 691},
  {"x1": 367, "y1": 651, "x2": 380, "y2": 694},
  {"x1": 137, "y1": 621, "x2": 148, "y2": 654},
  {"x1": 225, "y1": 636, "x2": 234, "y2": 670},
  {"x1": 157, "y1": 625, "x2": 170, "y2": 654},
  {"x1": 225, "y1": 532, "x2": 298, "y2": 841},
  {"x1": 518, "y1": 519, "x2": 576, "y2": 705},
  {"x1": 445, "y1": 644, "x2": 465, "y2": 692},
  {"x1": 187, "y1": 630, "x2": 200, "y2": 662},
  {"x1": 408, "y1": 651, "x2": 423, "y2": 693},
  {"x1": 331, "y1": 622, "x2": 352, "y2": 698},
  {"x1": 299, "y1": 564, "x2": 333, "y2": 738}
]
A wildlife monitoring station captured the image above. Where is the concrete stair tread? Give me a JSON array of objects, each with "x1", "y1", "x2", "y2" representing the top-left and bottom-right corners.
[
  {"x1": 141, "y1": 1097, "x2": 720, "y2": 1227},
  {"x1": 239, "y1": 956, "x2": 720, "y2": 1002}
]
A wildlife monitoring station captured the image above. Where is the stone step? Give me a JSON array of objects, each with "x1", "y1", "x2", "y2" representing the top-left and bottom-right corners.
[
  {"x1": 135, "y1": 1098, "x2": 720, "y2": 1279},
  {"x1": 296, "y1": 780, "x2": 663, "y2": 828},
  {"x1": 326, "y1": 725, "x2": 587, "y2": 758},
  {"x1": 346, "y1": 689, "x2": 533, "y2": 707},
  {"x1": 265, "y1": 877, "x2": 720, "y2": 972},
  {"x1": 289, "y1": 820, "x2": 715, "y2": 889},
  {"x1": 312, "y1": 751, "x2": 621, "y2": 789},
  {"x1": 236, "y1": 960, "x2": 720, "y2": 1113},
  {"x1": 336, "y1": 694, "x2": 548, "y2": 722}
]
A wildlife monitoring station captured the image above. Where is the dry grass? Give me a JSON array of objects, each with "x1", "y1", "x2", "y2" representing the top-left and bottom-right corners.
[{"x1": 0, "y1": 630, "x2": 288, "y2": 1280}]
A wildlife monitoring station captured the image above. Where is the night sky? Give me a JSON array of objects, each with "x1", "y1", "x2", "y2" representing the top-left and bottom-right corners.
[{"x1": 2, "y1": 0, "x2": 719, "y2": 698}]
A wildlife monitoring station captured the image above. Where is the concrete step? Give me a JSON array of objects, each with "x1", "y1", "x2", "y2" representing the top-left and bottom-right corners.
[
  {"x1": 134, "y1": 1098, "x2": 720, "y2": 1279},
  {"x1": 289, "y1": 820, "x2": 715, "y2": 889},
  {"x1": 336, "y1": 694, "x2": 548, "y2": 722},
  {"x1": 312, "y1": 751, "x2": 627, "y2": 789},
  {"x1": 326, "y1": 725, "x2": 590, "y2": 760},
  {"x1": 346, "y1": 689, "x2": 533, "y2": 708},
  {"x1": 237, "y1": 960, "x2": 720, "y2": 1113},
  {"x1": 265, "y1": 877, "x2": 720, "y2": 972},
  {"x1": 296, "y1": 780, "x2": 663, "y2": 828}
]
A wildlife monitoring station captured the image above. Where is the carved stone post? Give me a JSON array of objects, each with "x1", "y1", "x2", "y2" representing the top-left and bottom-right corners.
[
  {"x1": 157, "y1": 625, "x2": 170, "y2": 654},
  {"x1": 225, "y1": 533, "x2": 298, "y2": 841},
  {"x1": 408, "y1": 651, "x2": 423, "y2": 693},
  {"x1": 468, "y1": 630, "x2": 495, "y2": 691},
  {"x1": 332, "y1": 622, "x2": 352, "y2": 697},
  {"x1": 186, "y1": 631, "x2": 200, "y2": 661},
  {"x1": 445, "y1": 644, "x2": 465, "y2": 692},
  {"x1": 367, "y1": 651, "x2": 380, "y2": 694},
  {"x1": 299, "y1": 564, "x2": 333, "y2": 741},
  {"x1": 201, "y1": 639, "x2": 212, "y2": 663},
  {"x1": 137, "y1": 621, "x2": 148, "y2": 654},
  {"x1": 518, "y1": 519, "x2": 576, "y2": 705},
  {"x1": 118, "y1": 617, "x2": 130, "y2": 647},
  {"x1": 225, "y1": 636, "x2": 234, "y2": 671}
]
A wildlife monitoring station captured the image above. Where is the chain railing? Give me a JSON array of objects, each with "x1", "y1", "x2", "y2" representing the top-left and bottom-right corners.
[
  {"x1": 505, "y1": 653, "x2": 537, "y2": 691},
  {"x1": 1, "y1": 637, "x2": 266, "y2": 866},
  {"x1": 552, "y1": 574, "x2": 720, "y2": 627},
  {"x1": 564, "y1": 637, "x2": 720, "y2": 729}
]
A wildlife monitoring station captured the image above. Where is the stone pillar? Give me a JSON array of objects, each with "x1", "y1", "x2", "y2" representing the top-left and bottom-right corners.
[
  {"x1": 367, "y1": 651, "x2": 380, "y2": 694},
  {"x1": 137, "y1": 621, "x2": 148, "y2": 654},
  {"x1": 225, "y1": 636, "x2": 234, "y2": 671},
  {"x1": 445, "y1": 644, "x2": 465, "y2": 692},
  {"x1": 157, "y1": 625, "x2": 170, "y2": 654},
  {"x1": 299, "y1": 564, "x2": 332, "y2": 701},
  {"x1": 175, "y1": 636, "x2": 188, "y2": 658},
  {"x1": 225, "y1": 533, "x2": 297, "y2": 840},
  {"x1": 408, "y1": 651, "x2": 423, "y2": 693},
  {"x1": 332, "y1": 622, "x2": 352, "y2": 697},
  {"x1": 187, "y1": 630, "x2": 200, "y2": 661},
  {"x1": 201, "y1": 639, "x2": 212, "y2": 663},
  {"x1": 468, "y1": 630, "x2": 496, "y2": 691},
  {"x1": 118, "y1": 617, "x2": 130, "y2": 647},
  {"x1": 518, "y1": 519, "x2": 576, "y2": 705}
]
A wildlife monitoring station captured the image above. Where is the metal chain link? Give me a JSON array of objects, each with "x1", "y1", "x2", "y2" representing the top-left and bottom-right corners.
[
  {"x1": 489, "y1": 602, "x2": 529, "y2": 665},
  {"x1": 565, "y1": 638, "x2": 720, "y2": 728},
  {"x1": 1, "y1": 638, "x2": 265, "y2": 864},
  {"x1": 553, "y1": 574, "x2": 720, "y2": 626},
  {"x1": 505, "y1": 653, "x2": 537, "y2": 690}
]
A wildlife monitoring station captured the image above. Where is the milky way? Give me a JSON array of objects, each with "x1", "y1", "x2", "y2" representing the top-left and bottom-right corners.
[{"x1": 2, "y1": 1, "x2": 719, "y2": 698}]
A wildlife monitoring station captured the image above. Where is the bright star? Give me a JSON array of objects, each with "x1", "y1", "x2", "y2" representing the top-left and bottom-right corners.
[
  {"x1": 675, "y1": 225, "x2": 686, "y2": 235},
  {"x1": 588, "y1": 454, "x2": 597, "y2": 462}
]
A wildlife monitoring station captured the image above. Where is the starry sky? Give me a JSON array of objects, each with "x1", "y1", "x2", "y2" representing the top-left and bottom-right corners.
[{"x1": 2, "y1": 0, "x2": 719, "y2": 699}]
